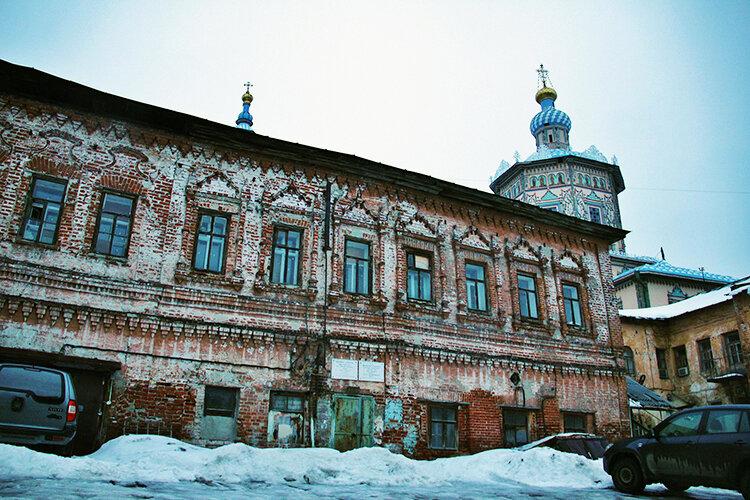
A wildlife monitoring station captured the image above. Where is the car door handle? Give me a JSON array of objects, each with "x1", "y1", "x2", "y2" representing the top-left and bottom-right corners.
[
  {"x1": 685, "y1": 440, "x2": 695, "y2": 445},
  {"x1": 735, "y1": 440, "x2": 747, "y2": 445}
]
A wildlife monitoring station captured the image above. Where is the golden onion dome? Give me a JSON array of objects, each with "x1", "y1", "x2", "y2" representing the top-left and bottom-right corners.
[
  {"x1": 242, "y1": 91, "x2": 253, "y2": 104},
  {"x1": 535, "y1": 86, "x2": 557, "y2": 104}
]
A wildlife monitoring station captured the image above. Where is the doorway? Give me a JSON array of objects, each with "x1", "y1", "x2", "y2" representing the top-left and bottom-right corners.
[{"x1": 331, "y1": 394, "x2": 374, "y2": 451}]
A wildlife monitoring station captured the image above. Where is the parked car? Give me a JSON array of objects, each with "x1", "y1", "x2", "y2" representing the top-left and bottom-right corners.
[
  {"x1": 520, "y1": 433, "x2": 609, "y2": 459},
  {"x1": 603, "y1": 404, "x2": 750, "y2": 498},
  {"x1": 0, "y1": 363, "x2": 79, "y2": 451}
]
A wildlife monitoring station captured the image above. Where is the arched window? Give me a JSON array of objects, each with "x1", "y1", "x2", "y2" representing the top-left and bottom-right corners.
[
  {"x1": 592, "y1": 178, "x2": 599, "y2": 188},
  {"x1": 548, "y1": 174, "x2": 555, "y2": 185},
  {"x1": 585, "y1": 175, "x2": 591, "y2": 186},
  {"x1": 531, "y1": 178, "x2": 537, "y2": 188},
  {"x1": 539, "y1": 176, "x2": 546, "y2": 187},
  {"x1": 623, "y1": 347, "x2": 636, "y2": 375}
]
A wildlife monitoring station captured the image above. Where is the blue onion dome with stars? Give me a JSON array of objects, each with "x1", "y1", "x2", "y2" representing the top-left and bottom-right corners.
[{"x1": 235, "y1": 82, "x2": 254, "y2": 131}]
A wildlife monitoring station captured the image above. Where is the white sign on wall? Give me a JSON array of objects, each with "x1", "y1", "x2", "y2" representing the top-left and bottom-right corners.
[
  {"x1": 331, "y1": 358, "x2": 385, "y2": 382},
  {"x1": 358, "y1": 360, "x2": 385, "y2": 382},
  {"x1": 331, "y1": 358, "x2": 359, "y2": 380}
]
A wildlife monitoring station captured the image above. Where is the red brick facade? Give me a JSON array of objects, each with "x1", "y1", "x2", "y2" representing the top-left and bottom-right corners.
[{"x1": 0, "y1": 61, "x2": 630, "y2": 457}]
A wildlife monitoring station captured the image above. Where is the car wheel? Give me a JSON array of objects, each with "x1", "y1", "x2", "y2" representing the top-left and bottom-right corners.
[
  {"x1": 741, "y1": 469, "x2": 750, "y2": 500},
  {"x1": 611, "y1": 457, "x2": 645, "y2": 494},
  {"x1": 663, "y1": 481, "x2": 688, "y2": 493}
]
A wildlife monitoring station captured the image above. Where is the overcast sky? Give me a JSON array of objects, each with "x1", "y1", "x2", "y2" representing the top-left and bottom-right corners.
[{"x1": 2, "y1": 1, "x2": 748, "y2": 279}]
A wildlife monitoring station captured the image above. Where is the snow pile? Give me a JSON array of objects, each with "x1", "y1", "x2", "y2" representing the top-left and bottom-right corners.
[{"x1": 0, "y1": 435, "x2": 611, "y2": 489}]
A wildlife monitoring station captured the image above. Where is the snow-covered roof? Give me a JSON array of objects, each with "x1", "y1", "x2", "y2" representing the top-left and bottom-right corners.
[
  {"x1": 615, "y1": 259, "x2": 736, "y2": 284},
  {"x1": 609, "y1": 251, "x2": 658, "y2": 264},
  {"x1": 620, "y1": 276, "x2": 750, "y2": 320}
]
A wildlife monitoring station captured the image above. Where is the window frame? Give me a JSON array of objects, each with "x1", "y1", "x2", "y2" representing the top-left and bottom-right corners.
[
  {"x1": 343, "y1": 238, "x2": 371, "y2": 296},
  {"x1": 623, "y1": 346, "x2": 636, "y2": 375},
  {"x1": 588, "y1": 206, "x2": 601, "y2": 224},
  {"x1": 697, "y1": 338, "x2": 715, "y2": 375},
  {"x1": 269, "y1": 392, "x2": 305, "y2": 414},
  {"x1": 428, "y1": 404, "x2": 458, "y2": 450},
  {"x1": 517, "y1": 272, "x2": 540, "y2": 320},
  {"x1": 406, "y1": 250, "x2": 433, "y2": 302},
  {"x1": 92, "y1": 190, "x2": 137, "y2": 258},
  {"x1": 20, "y1": 175, "x2": 68, "y2": 246},
  {"x1": 270, "y1": 226, "x2": 303, "y2": 286},
  {"x1": 203, "y1": 385, "x2": 238, "y2": 418},
  {"x1": 563, "y1": 412, "x2": 588, "y2": 433},
  {"x1": 561, "y1": 282, "x2": 583, "y2": 327},
  {"x1": 465, "y1": 261, "x2": 488, "y2": 312},
  {"x1": 724, "y1": 331, "x2": 743, "y2": 370},
  {"x1": 673, "y1": 345, "x2": 689, "y2": 377},
  {"x1": 655, "y1": 348, "x2": 669, "y2": 380},
  {"x1": 192, "y1": 211, "x2": 230, "y2": 273},
  {"x1": 503, "y1": 410, "x2": 529, "y2": 447}
]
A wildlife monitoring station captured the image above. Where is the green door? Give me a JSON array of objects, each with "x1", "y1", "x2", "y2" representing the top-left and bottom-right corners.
[{"x1": 332, "y1": 395, "x2": 374, "y2": 451}]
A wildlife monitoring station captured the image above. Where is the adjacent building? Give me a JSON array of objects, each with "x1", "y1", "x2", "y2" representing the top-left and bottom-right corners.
[
  {"x1": 0, "y1": 60, "x2": 630, "y2": 456},
  {"x1": 612, "y1": 257, "x2": 734, "y2": 309},
  {"x1": 619, "y1": 277, "x2": 749, "y2": 410}
]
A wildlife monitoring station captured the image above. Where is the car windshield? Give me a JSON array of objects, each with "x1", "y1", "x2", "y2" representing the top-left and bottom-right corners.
[{"x1": 0, "y1": 366, "x2": 63, "y2": 399}]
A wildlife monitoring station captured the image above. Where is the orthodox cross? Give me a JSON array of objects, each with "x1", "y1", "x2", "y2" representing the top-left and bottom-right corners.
[
  {"x1": 537, "y1": 64, "x2": 549, "y2": 87},
  {"x1": 244, "y1": 82, "x2": 253, "y2": 93}
]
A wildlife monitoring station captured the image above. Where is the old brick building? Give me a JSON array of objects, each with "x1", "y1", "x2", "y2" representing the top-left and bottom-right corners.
[
  {"x1": 620, "y1": 277, "x2": 749, "y2": 417},
  {"x1": 0, "y1": 59, "x2": 629, "y2": 457}
]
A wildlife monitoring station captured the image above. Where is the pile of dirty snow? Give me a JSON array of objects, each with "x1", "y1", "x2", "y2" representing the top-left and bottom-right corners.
[{"x1": 0, "y1": 435, "x2": 610, "y2": 489}]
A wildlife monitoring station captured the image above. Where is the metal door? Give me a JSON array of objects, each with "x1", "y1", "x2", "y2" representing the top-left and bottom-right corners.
[{"x1": 332, "y1": 395, "x2": 373, "y2": 451}]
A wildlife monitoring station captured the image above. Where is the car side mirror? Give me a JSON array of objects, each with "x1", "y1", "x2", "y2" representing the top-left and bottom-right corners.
[{"x1": 649, "y1": 428, "x2": 658, "y2": 439}]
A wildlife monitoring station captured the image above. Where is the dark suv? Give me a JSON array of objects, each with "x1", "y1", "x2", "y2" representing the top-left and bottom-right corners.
[
  {"x1": 603, "y1": 405, "x2": 750, "y2": 498},
  {"x1": 0, "y1": 363, "x2": 79, "y2": 450}
]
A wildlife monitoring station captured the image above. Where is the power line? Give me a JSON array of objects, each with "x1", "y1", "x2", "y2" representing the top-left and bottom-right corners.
[{"x1": 627, "y1": 187, "x2": 750, "y2": 195}]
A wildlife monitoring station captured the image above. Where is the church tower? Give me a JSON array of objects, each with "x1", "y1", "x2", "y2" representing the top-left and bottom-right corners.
[{"x1": 490, "y1": 65, "x2": 626, "y2": 252}]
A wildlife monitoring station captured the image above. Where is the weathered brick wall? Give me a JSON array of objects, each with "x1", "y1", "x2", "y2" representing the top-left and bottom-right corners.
[
  {"x1": 0, "y1": 89, "x2": 629, "y2": 456},
  {"x1": 622, "y1": 292, "x2": 749, "y2": 406}
]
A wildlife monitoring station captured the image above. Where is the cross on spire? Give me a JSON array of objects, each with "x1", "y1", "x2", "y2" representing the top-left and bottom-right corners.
[
  {"x1": 244, "y1": 82, "x2": 253, "y2": 93},
  {"x1": 537, "y1": 64, "x2": 549, "y2": 88}
]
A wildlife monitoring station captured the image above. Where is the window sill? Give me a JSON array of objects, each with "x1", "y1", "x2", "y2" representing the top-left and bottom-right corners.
[
  {"x1": 175, "y1": 263, "x2": 244, "y2": 290},
  {"x1": 330, "y1": 290, "x2": 387, "y2": 309},
  {"x1": 254, "y1": 278, "x2": 316, "y2": 300},
  {"x1": 14, "y1": 237, "x2": 60, "y2": 250},
  {"x1": 396, "y1": 298, "x2": 449, "y2": 318},
  {"x1": 87, "y1": 252, "x2": 129, "y2": 266}
]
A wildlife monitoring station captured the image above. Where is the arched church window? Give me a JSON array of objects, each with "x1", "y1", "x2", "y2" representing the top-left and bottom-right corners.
[
  {"x1": 548, "y1": 174, "x2": 555, "y2": 185},
  {"x1": 585, "y1": 175, "x2": 591, "y2": 186},
  {"x1": 623, "y1": 347, "x2": 636, "y2": 375},
  {"x1": 539, "y1": 176, "x2": 546, "y2": 187}
]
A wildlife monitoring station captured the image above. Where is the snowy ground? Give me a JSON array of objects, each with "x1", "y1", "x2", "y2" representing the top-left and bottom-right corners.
[{"x1": 0, "y1": 435, "x2": 742, "y2": 499}]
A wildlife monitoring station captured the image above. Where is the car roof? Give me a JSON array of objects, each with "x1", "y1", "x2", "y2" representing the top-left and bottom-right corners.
[{"x1": 677, "y1": 405, "x2": 750, "y2": 412}]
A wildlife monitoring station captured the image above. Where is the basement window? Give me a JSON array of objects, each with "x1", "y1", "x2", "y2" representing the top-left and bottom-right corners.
[
  {"x1": 203, "y1": 386, "x2": 238, "y2": 418},
  {"x1": 504, "y1": 410, "x2": 529, "y2": 446},
  {"x1": 429, "y1": 405, "x2": 458, "y2": 450},
  {"x1": 563, "y1": 413, "x2": 588, "y2": 433}
]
